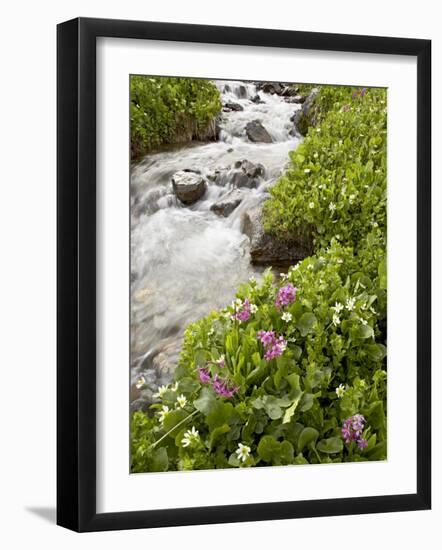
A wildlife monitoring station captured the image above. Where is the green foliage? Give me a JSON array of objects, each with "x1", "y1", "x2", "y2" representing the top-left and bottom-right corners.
[
  {"x1": 130, "y1": 76, "x2": 221, "y2": 158},
  {"x1": 263, "y1": 86, "x2": 387, "y2": 251},
  {"x1": 131, "y1": 240, "x2": 387, "y2": 472},
  {"x1": 130, "y1": 84, "x2": 387, "y2": 472}
]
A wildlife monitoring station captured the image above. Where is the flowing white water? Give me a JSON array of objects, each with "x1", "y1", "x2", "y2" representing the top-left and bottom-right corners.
[{"x1": 130, "y1": 80, "x2": 302, "y2": 409}]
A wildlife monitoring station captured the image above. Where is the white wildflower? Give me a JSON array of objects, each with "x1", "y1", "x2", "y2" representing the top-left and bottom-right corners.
[
  {"x1": 235, "y1": 443, "x2": 251, "y2": 463},
  {"x1": 158, "y1": 405, "x2": 170, "y2": 423},
  {"x1": 304, "y1": 168, "x2": 311, "y2": 174},
  {"x1": 332, "y1": 313, "x2": 341, "y2": 326},
  {"x1": 332, "y1": 302, "x2": 344, "y2": 313},
  {"x1": 335, "y1": 384, "x2": 346, "y2": 398},
  {"x1": 281, "y1": 312, "x2": 293, "y2": 322},
  {"x1": 346, "y1": 297, "x2": 356, "y2": 311},
  {"x1": 176, "y1": 394, "x2": 187, "y2": 408},
  {"x1": 250, "y1": 303, "x2": 258, "y2": 314},
  {"x1": 359, "y1": 317, "x2": 368, "y2": 325},
  {"x1": 329, "y1": 202, "x2": 336, "y2": 212},
  {"x1": 135, "y1": 376, "x2": 146, "y2": 390},
  {"x1": 181, "y1": 426, "x2": 199, "y2": 448},
  {"x1": 171, "y1": 382, "x2": 179, "y2": 392},
  {"x1": 309, "y1": 202, "x2": 315, "y2": 209},
  {"x1": 153, "y1": 385, "x2": 168, "y2": 399}
]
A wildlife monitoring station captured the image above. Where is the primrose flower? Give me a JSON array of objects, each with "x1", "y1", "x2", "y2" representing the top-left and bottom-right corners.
[
  {"x1": 275, "y1": 284, "x2": 297, "y2": 309},
  {"x1": 335, "y1": 384, "x2": 346, "y2": 398},
  {"x1": 198, "y1": 367, "x2": 211, "y2": 384},
  {"x1": 342, "y1": 414, "x2": 367, "y2": 447},
  {"x1": 158, "y1": 405, "x2": 170, "y2": 424},
  {"x1": 281, "y1": 312, "x2": 292, "y2": 322},
  {"x1": 235, "y1": 443, "x2": 251, "y2": 463},
  {"x1": 332, "y1": 313, "x2": 341, "y2": 326},
  {"x1": 213, "y1": 374, "x2": 239, "y2": 398},
  {"x1": 176, "y1": 394, "x2": 187, "y2": 408},
  {"x1": 181, "y1": 426, "x2": 199, "y2": 448},
  {"x1": 346, "y1": 297, "x2": 356, "y2": 311},
  {"x1": 232, "y1": 299, "x2": 252, "y2": 322},
  {"x1": 135, "y1": 376, "x2": 146, "y2": 390},
  {"x1": 153, "y1": 385, "x2": 168, "y2": 399},
  {"x1": 257, "y1": 331, "x2": 287, "y2": 361}
]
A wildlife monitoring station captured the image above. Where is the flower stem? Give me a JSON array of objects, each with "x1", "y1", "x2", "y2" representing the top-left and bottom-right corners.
[{"x1": 150, "y1": 409, "x2": 199, "y2": 449}]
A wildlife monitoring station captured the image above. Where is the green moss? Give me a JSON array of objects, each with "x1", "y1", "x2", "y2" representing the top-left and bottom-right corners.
[{"x1": 130, "y1": 76, "x2": 222, "y2": 158}]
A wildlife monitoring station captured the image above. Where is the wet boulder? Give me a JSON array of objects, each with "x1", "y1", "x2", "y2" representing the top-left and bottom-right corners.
[
  {"x1": 223, "y1": 101, "x2": 244, "y2": 112},
  {"x1": 241, "y1": 205, "x2": 313, "y2": 266},
  {"x1": 259, "y1": 82, "x2": 284, "y2": 95},
  {"x1": 210, "y1": 189, "x2": 245, "y2": 217},
  {"x1": 291, "y1": 88, "x2": 320, "y2": 136},
  {"x1": 234, "y1": 159, "x2": 265, "y2": 179},
  {"x1": 231, "y1": 159, "x2": 265, "y2": 189},
  {"x1": 245, "y1": 120, "x2": 273, "y2": 143},
  {"x1": 171, "y1": 170, "x2": 206, "y2": 204},
  {"x1": 251, "y1": 94, "x2": 265, "y2": 104}
]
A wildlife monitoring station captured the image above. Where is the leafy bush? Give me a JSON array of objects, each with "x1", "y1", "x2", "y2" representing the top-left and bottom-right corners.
[
  {"x1": 130, "y1": 76, "x2": 221, "y2": 158},
  {"x1": 131, "y1": 85, "x2": 387, "y2": 472},
  {"x1": 263, "y1": 86, "x2": 387, "y2": 251}
]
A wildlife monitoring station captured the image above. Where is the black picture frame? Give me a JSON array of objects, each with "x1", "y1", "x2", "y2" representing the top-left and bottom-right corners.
[{"x1": 57, "y1": 17, "x2": 431, "y2": 532}]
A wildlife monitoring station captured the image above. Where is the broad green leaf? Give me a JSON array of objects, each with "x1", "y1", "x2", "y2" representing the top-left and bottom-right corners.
[
  {"x1": 316, "y1": 437, "x2": 343, "y2": 454},
  {"x1": 297, "y1": 427, "x2": 319, "y2": 454},
  {"x1": 193, "y1": 387, "x2": 217, "y2": 415},
  {"x1": 283, "y1": 390, "x2": 303, "y2": 424},
  {"x1": 257, "y1": 435, "x2": 280, "y2": 462},
  {"x1": 151, "y1": 447, "x2": 168, "y2": 472},
  {"x1": 209, "y1": 424, "x2": 230, "y2": 450},
  {"x1": 297, "y1": 312, "x2": 317, "y2": 336},
  {"x1": 162, "y1": 409, "x2": 188, "y2": 434}
]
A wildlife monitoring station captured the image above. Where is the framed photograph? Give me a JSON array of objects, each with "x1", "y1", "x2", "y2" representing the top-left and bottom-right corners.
[{"x1": 57, "y1": 17, "x2": 431, "y2": 532}]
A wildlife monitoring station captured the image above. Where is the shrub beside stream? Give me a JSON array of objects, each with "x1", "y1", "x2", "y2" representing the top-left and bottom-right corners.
[{"x1": 130, "y1": 76, "x2": 222, "y2": 159}]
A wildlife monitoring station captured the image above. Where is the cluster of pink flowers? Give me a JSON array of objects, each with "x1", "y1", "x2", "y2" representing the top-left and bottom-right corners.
[
  {"x1": 275, "y1": 284, "x2": 297, "y2": 309},
  {"x1": 257, "y1": 330, "x2": 287, "y2": 361},
  {"x1": 197, "y1": 367, "x2": 239, "y2": 398},
  {"x1": 232, "y1": 299, "x2": 251, "y2": 322},
  {"x1": 342, "y1": 414, "x2": 368, "y2": 450},
  {"x1": 352, "y1": 87, "x2": 367, "y2": 100},
  {"x1": 213, "y1": 374, "x2": 239, "y2": 398}
]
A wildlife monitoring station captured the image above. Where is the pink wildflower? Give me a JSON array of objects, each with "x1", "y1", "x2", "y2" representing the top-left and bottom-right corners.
[
  {"x1": 257, "y1": 331, "x2": 287, "y2": 361},
  {"x1": 198, "y1": 367, "x2": 211, "y2": 384},
  {"x1": 275, "y1": 284, "x2": 297, "y2": 309},
  {"x1": 212, "y1": 374, "x2": 239, "y2": 398}
]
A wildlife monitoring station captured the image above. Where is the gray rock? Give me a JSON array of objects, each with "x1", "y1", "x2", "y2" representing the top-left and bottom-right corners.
[
  {"x1": 291, "y1": 88, "x2": 320, "y2": 136},
  {"x1": 259, "y1": 82, "x2": 284, "y2": 95},
  {"x1": 251, "y1": 94, "x2": 265, "y2": 104},
  {"x1": 230, "y1": 170, "x2": 256, "y2": 188},
  {"x1": 245, "y1": 120, "x2": 273, "y2": 143},
  {"x1": 171, "y1": 170, "x2": 206, "y2": 204},
  {"x1": 234, "y1": 159, "x2": 265, "y2": 179},
  {"x1": 210, "y1": 189, "x2": 245, "y2": 217},
  {"x1": 241, "y1": 205, "x2": 313, "y2": 266},
  {"x1": 223, "y1": 101, "x2": 244, "y2": 112}
]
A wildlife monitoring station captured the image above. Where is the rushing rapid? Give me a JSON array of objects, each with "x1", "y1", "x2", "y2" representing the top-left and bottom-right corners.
[{"x1": 130, "y1": 80, "x2": 302, "y2": 409}]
